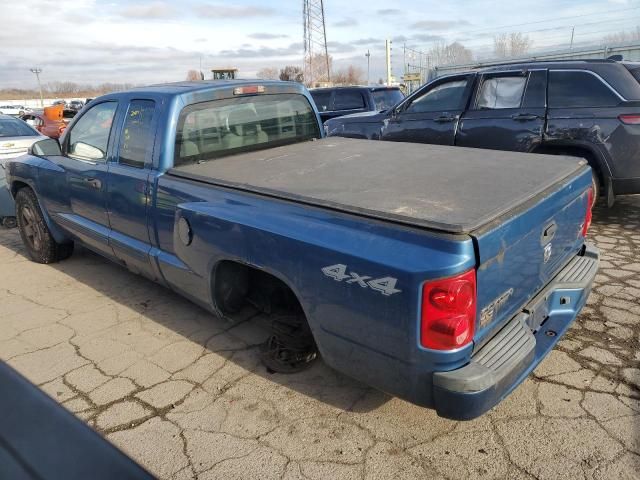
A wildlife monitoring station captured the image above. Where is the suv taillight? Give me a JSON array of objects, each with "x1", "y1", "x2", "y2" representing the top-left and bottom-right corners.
[
  {"x1": 421, "y1": 269, "x2": 476, "y2": 350},
  {"x1": 618, "y1": 114, "x2": 640, "y2": 125},
  {"x1": 582, "y1": 187, "x2": 594, "y2": 237}
]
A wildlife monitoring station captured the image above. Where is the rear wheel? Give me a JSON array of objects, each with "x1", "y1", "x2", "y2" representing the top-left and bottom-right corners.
[{"x1": 15, "y1": 188, "x2": 73, "y2": 263}]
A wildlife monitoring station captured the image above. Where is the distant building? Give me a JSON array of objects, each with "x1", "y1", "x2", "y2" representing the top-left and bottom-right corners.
[{"x1": 211, "y1": 68, "x2": 238, "y2": 80}]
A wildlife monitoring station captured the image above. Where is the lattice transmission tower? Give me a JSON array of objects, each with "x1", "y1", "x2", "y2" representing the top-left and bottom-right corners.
[{"x1": 303, "y1": 0, "x2": 330, "y2": 86}]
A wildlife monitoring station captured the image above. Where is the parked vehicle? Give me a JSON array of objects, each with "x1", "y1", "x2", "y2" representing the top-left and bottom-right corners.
[
  {"x1": 0, "y1": 105, "x2": 27, "y2": 116},
  {"x1": 310, "y1": 86, "x2": 404, "y2": 122},
  {"x1": 21, "y1": 105, "x2": 69, "y2": 139},
  {"x1": 68, "y1": 100, "x2": 84, "y2": 111},
  {"x1": 0, "y1": 115, "x2": 46, "y2": 227},
  {"x1": 326, "y1": 59, "x2": 640, "y2": 205},
  {"x1": 52, "y1": 100, "x2": 67, "y2": 107},
  {"x1": 6, "y1": 80, "x2": 598, "y2": 419}
]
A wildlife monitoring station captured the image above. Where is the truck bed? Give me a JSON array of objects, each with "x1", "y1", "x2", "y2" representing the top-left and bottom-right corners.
[{"x1": 169, "y1": 137, "x2": 587, "y2": 234}]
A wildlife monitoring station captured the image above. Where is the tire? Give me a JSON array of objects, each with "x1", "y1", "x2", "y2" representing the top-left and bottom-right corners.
[{"x1": 15, "y1": 188, "x2": 73, "y2": 263}]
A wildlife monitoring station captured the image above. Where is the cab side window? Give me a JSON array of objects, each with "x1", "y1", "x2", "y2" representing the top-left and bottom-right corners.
[
  {"x1": 333, "y1": 91, "x2": 365, "y2": 110},
  {"x1": 68, "y1": 102, "x2": 117, "y2": 161},
  {"x1": 119, "y1": 100, "x2": 156, "y2": 168},
  {"x1": 405, "y1": 79, "x2": 468, "y2": 114},
  {"x1": 476, "y1": 76, "x2": 527, "y2": 109}
]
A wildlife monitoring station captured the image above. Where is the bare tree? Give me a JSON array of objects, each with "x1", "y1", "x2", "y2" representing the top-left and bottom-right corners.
[
  {"x1": 186, "y1": 70, "x2": 203, "y2": 81},
  {"x1": 428, "y1": 41, "x2": 473, "y2": 66},
  {"x1": 257, "y1": 67, "x2": 279, "y2": 80},
  {"x1": 603, "y1": 27, "x2": 640, "y2": 44},
  {"x1": 333, "y1": 65, "x2": 365, "y2": 85},
  {"x1": 279, "y1": 66, "x2": 304, "y2": 83},
  {"x1": 493, "y1": 32, "x2": 533, "y2": 58}
]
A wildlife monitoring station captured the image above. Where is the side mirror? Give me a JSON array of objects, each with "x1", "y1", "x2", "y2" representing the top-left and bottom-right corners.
[{"x1": 29, "y1": 138, "x2": 62, "y2": 157}]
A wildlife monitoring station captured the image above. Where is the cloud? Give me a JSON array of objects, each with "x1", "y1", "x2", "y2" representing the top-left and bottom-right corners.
[
  {"x1": 412, "y1": 33, "x2": 445, "y2": 43},
  {"x1": 377, "y1": 8, "x2": 402, "y2": 15},
  {"x1": 410, "y1": 20, "x2": 470, "y2": 30},
  {"x1": 119, "y1": 1, "x2": 177, "y2": 19},
  {"x1": 194, "y1": 4, "x2": 275, "y2": 18},
  {"x1": 218, "y1": 42, "x2": 303, "y2": 58},
  {"x1": 352, "y1": 37, "x2": 381, "y2": 46},
  {"x1": 248, "y1": 32, "x2": 289, "y2": 40},
  {"x1": 333, "y1": 17, "x2": 358, "y2": 27}
]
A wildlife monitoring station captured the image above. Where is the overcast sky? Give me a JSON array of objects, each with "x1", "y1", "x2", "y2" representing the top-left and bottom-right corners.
[{"x1": 0, "y1": 0, "x2": 638, "y2": 88}]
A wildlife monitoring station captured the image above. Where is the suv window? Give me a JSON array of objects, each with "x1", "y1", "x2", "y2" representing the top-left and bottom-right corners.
[
  {"x1": 175, "y1": 93, "x2": 320, "y2": 166},
  {"x1": 310, "y1": 91, "x2": 332, "y2": 112},
  {"x1": 118, "y1": 100, "x2": 155, "y2": 169},
  {"x1": 406, "y1": 79, "x2": 468, "y2": 113},
  {"x1": 333, "y1": 91, "x2": 365, "y2": 110},
  {"x1": 372, "y1": 89, "x2": 404, "y2": 110},
  {"x1": 476, "y1": 76, "x2": 526, "y2": 109},
  {"x1": 68, "y1": 102, "x2": 117, "y2": 161},
  {"x1": 548, "y1": 71, "x2": 620, "y2": 108}
]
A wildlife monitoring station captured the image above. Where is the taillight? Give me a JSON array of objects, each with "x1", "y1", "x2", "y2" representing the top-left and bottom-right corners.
[
  {"x1": 421, "y1": 269, "x2": 476, "y2": 350},
  {"x1": 618, "y1": 114, "x2": 640, "y2": 125},
  {"x1": 582, "y1": 187, "x2": 594, "y2": 237}
]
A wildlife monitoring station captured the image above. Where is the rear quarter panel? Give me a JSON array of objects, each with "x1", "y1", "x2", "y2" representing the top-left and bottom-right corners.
[{"x1": 152, "y1": 174, "x2": 477, "y2": 404}]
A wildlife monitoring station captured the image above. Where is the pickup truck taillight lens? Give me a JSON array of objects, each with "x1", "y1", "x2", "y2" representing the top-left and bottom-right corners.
[
  {"x1": 618, "y1": 114, "x2": 640, "y2": 125},
  {"x1": 582, "y1": 187, "x2": 594, "y2": 237},
  {"x1": 421, "y1": 269, "x2": 476, "y2": 350}
]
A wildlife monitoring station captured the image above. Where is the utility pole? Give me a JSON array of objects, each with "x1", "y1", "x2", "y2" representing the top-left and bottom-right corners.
[
  {"x1": 569, "y1": 27, "x2": 575, "y2": 51},
  {"x1": 385, "y1": 39, "x2": 392, "y2": 86},
  {"x1": 30, "y1": 68, "x2": 44, "y2": 107},
  {"x1": 365, "y1": 50, "x2": 371, "y2": 85}
]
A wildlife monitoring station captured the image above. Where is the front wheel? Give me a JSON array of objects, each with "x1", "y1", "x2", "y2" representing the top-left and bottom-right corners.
[{"x1": 15, "y1": 188, "x2": 73, "y2": 264}]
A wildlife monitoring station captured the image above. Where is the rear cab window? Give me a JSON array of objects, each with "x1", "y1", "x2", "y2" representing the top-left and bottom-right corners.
[
  {"x1": 548, "y1": 71, "x2": 620, "y2": 107},
  {"x1": 333, "y1": 90, "x2": 366, "y2": 111},
  {"x1": 310, "y1": 90, "x2": 332, "y2": 112},
  {"x1": 175, "y1": 93, "x2": 320, "y2": 166}
]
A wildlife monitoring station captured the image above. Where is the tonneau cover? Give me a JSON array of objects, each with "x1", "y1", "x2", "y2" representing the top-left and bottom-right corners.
[{"x1": 170, "y1": 138, "x2": 587, "y2": 233}]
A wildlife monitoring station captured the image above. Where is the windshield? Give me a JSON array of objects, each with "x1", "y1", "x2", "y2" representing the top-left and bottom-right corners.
[
  {"x1": 372, "y1": 89, "x2": 404, "y2": 110},
  {"x1": 175, "y1": 93, "x2": 320, "y2": 166},
  {"x1": 0, "y1": 118, "x2": 39, "y2": 137}
]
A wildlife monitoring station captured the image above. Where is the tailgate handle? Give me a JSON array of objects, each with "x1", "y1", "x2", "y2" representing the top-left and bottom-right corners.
[{"x1": 541, "y1": 222, "x2": 557, "y2": 245}]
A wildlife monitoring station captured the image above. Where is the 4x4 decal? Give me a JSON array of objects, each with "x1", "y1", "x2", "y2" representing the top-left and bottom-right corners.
[{"x1": 321, "y1": 264, "x2": 401, "y2": 296}]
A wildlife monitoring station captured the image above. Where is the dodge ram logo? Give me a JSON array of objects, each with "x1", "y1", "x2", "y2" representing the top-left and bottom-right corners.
[{"x1": 321, "y1": 264, "x2": 401, "y2": 296}]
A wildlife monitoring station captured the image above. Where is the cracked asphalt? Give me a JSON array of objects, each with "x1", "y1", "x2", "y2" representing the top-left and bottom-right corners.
[{"x1": 0, "y1": 197, "x2": 639, "y2": 480}]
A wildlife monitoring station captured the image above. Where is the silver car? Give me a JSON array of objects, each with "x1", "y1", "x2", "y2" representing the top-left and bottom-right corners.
[{"x1": 0, "y1": 115, "x2": 46, "y2": 227}]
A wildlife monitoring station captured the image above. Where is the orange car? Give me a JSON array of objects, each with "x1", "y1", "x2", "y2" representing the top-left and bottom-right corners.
[{"x1": 21, "y1": 105, "x2": 69, "y2": 139}]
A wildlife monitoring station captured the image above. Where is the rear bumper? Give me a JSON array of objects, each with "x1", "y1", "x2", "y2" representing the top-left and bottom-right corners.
[{"x1": 432, "y1": 243, "x2": 599, "y2": 420}]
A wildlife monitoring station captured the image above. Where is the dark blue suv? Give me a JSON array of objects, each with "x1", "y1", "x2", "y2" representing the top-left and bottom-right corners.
[{"x1": 325, "y1": 59, "x2": 640, "y2": 204}]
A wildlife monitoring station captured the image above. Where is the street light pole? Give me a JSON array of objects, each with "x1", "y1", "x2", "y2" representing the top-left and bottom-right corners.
[
  {"x1": 30, "y1": 68, "x2": 44, "y2": 107},
  {"x1": 365, "y1": 50, "x2": 370, "y2": 85}
]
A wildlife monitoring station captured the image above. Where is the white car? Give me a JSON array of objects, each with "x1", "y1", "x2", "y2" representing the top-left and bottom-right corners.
[
  {"x1": 0, "y1": 114, "x2": 47, "y2": 227},
  {"x1": 0, "y1": 105, "x2": 28, "y2": 116}
]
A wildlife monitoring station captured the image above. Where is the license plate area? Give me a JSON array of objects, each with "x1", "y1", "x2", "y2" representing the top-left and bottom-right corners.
[{"x1": 523, "y1": 293, "x2": 550, "y2": 333}]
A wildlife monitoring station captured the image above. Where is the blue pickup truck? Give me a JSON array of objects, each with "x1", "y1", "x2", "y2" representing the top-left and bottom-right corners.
[{"x1": 6, "y1": 80, "x2": 598, "y2": 419}]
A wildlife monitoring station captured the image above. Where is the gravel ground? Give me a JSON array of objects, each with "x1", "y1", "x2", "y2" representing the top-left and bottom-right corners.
[{"x1": 0, "y1": 196, "x2": 638, "y2": 480}]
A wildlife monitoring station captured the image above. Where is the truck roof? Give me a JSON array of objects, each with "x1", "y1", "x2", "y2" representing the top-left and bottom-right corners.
[
  {"x1": 123, "y1": 80, "x2": 306, "y2": 97},
  {"x1": 170, "y1": 137, "x2": 588, "y2": 234}
]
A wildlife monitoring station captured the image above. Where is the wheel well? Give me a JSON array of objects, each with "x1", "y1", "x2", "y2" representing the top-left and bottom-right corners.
[
  {"x1": 10, "y1": 181, "x2": 30, "y2": 198},
  {"x1": 212, "y1": 260, "x2": 305, "y2": 320},
  {"x1": 533, "y1": 145, "x2": 603, "y2": 186}
]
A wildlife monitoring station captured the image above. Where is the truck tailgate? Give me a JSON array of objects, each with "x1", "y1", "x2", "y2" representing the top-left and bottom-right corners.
[{"x1": 471, "y1": 166, "x2": 592, "y2": 347}]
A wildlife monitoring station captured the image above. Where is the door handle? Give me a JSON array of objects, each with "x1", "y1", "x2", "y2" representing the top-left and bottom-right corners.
[
  {"x1": 511, "y1": 113, "x2": 539, "y2": 121},
  {"x1": 84, "y1": 178, "x2": 102, "y2": 189},
  {"x1": 435, "y1": 115, "x2": 457, "y2": 123}
]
